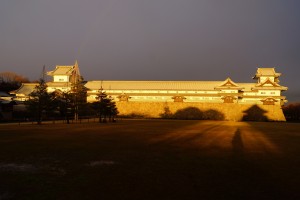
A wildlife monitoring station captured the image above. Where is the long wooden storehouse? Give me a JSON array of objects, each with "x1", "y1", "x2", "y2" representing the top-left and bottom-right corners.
[{"x1": 85, "y1": 68, "x2": 287, "y2": 106}]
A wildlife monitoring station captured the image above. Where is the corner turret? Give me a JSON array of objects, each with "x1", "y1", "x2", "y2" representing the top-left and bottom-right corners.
[{"x1": 253, "y1": 68, "x2": 281, "y2": 83}]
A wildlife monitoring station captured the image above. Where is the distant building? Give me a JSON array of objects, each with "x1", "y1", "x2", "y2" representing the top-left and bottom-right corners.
[
  {"x1": 46, "y1": 60, "x2": 81, "y2": 93},
  {"x1": 0, "y1": 91, "x2": 14, "y2": 120},
  {"x1": 85, "y1": 68, "x2": 287, "y2": 106},
  {"x1": 12, "y1": 61, "x2": 81, "y2": 101},
  {"x1": 13, "y1": 65, "x2": 288, "y2": 105},
  {"x1": 12, "y1": 63, "x2": 288, "y2": 121},
  {"x1": 0, "y1": 91, "x2": 12, "y2": 102}
]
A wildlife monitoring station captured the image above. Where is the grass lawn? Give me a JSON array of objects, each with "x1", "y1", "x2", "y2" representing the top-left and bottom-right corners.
[{"x1": 0, "y1": 120, "x2": 300, "y2": 200}]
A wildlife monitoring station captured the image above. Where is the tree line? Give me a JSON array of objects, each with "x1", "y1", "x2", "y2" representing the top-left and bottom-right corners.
[
  {"x1": 21, "y1": 78, "x2": 118, "y2": 124},
  {"x1": 283, "y1": 103, "x2": 300, "y2": 122},
  {"x1": 0, "y1": 72, "x2": 30, "y2": 92},
  {"x1": 0, "y1": 71, "x2": 118, "y2": 124}
]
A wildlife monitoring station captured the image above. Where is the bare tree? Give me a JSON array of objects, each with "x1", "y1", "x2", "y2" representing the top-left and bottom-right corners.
[{"x1": 0, "y1": 71, "x2": 29, "y2": 92}]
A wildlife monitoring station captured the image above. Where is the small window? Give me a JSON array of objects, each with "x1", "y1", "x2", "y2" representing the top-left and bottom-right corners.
[
  {"x1": 261, "y1": 92, "x2": 266, "y2": 94},
  {"x1": 271, "y1": 92, "x2": 275, "y2": 94}
]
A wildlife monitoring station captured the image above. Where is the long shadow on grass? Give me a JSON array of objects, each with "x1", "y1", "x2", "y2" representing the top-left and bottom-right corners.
[
  {"x1": 150, "y1": 121, "x2": 298, "y2": 199},
  {"x1": 236, "y1": 121, "x2": 300, "y2": 199},
  {"x1": 232, "y1": 128, "x2": 244, "y2": 155},
  {"x1": 150, "y1": 121, "x2": 230, "y2": 150},
  {"x1": 1, "y1": 120, "x2": 298, "y2": 200}
]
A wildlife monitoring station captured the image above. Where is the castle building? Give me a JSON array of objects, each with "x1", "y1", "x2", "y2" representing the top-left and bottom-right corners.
[
  {"x1": 12, "y1": 63, "x2": 288, "y2": 121},
  {"x1": 85, "y1": 68, "x2": 287, "y2": 106},
  {"x1": 13, "y1": 61, "x2": 80, "y2": 101}
]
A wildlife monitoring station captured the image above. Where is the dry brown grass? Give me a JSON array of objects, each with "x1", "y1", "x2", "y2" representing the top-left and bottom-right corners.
[{"x1": 0, "y1": 120, "x2": 300, "y2": 199}]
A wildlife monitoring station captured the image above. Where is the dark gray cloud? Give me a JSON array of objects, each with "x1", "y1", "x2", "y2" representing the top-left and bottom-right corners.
[{"x1": 0, "y1": 0, "x2": 299, "y2": 102}]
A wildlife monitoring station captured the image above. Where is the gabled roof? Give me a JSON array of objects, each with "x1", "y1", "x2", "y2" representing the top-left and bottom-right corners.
[
  {"x1": 261, "y1": 97, "x2": 278, "y2": 102},
  {"x1": 253, "y1": 78, "x2": 287, "y2": 90},
  {"x1": 47, "y1": 66, "x2": 74, "y2": 76},
  {"x1": 255, "y1": 78, "x2": 281, "y2": 87},
  {"x1": 214, "y1": 78, "x2": 244, "y2": 90},
  {"x1": 14, "y1": 83, "x2": 38, "y2": 95},
  {"x1": 253, "y1": 68, "x2": 281, "y2": 79}
]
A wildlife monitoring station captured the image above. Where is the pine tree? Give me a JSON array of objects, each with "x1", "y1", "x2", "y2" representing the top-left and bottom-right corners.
[
  {"x1": 70, "y1": 76, "x2": 87, "y2": 120},
  {"x1": 26, "y1": 79, "x2": 54, "y2": 124},
  {"x1": 53, "y1": 91, "x2": 72, "y2": 124},
  {"x1": 93, "y1": 90, "x2": 118, "y2": 123}
]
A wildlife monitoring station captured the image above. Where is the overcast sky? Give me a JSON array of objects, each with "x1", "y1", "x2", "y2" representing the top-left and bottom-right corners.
[{"x1": 0, "y1": 0, "x2": 299, "y2": 102}]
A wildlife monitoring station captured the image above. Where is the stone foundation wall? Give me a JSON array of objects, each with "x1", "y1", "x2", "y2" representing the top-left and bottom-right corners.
[{"x1": 116, "y1": 102, "x2": 286, "y2": 121}]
